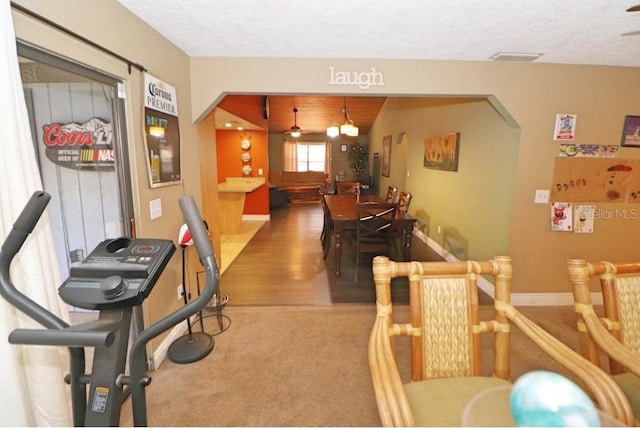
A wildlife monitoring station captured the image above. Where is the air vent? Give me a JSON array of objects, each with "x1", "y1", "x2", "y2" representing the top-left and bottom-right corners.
[{"x1": 490, "y1": 52, "x2": 543, "y2": 62}]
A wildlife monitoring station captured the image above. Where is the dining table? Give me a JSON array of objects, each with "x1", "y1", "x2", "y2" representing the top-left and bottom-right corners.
[{"x1": 323, "y1": 194, "x2": 417, "y2": 276}]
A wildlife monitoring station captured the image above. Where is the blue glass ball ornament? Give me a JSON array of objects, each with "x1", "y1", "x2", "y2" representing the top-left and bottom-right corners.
[{"x1": 509, "y1": 370, "x2": 600, "y2": 427}]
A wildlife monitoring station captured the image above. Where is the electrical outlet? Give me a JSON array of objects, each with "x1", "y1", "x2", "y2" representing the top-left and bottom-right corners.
[
  {"x1": 534, "y1": 189, "x2": 550, "y2": 204},
  {"x1": 437, "y1": 225, "x2": 442, "y2": 234},
  {"x1": 177, "y1": 285, "x2": 184, "y2": 301}
]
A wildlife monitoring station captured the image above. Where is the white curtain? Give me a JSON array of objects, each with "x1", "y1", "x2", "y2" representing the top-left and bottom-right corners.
[
  {"x1": 324, "y1": 140, "x2": 332, "y2": 179},
  {"x1": 283, "y1": 138, "x2": 297, "y2": 171},
  {"x1": 0, "y1": 1, "x2": 72, "y2": 425}
]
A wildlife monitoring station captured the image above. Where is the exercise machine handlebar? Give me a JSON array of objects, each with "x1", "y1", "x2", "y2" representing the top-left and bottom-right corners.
[
  {"x1": 0, "y1": 191, "x2": 70, "y2": 330},
  {"x1": 129, "y1": 195, "x2": 219, "y2": 426},
  {"x1": 0, "y1": 192, "x2": 219, "y2": 426},
  {"x1": 9, "y1": 327, "x2": 115, "y2": 348},
  {"x1": 0, "y1": 191, "x2": 89, "y2": 424}
]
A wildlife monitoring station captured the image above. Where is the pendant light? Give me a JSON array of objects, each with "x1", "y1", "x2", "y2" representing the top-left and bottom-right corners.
[
  {"x1": 326, "y1": 121, "x2": 340, "y2": 138},
  {"x1": 327, "y1": 100, "x2": 359, "y2": 137}
]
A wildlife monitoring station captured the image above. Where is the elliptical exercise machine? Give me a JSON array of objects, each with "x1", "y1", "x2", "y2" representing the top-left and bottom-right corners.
[{"x1": 0, "y1": 192, "x2": 219, "y2": 426}]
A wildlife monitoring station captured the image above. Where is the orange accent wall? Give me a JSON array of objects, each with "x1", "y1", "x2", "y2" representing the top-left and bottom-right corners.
[
  {"x1": 217, "y1": 95, "x2": 267, "y2": 128},
  {"x1": 216, "y1": 129, "x2": 269, "y2": 215}
]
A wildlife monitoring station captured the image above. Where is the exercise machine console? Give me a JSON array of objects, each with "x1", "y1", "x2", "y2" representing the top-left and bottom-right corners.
[
  {"x1": 0, "y1": 191, "x2": 219, "y2": 426},
  {"x1": 59, "y1": 236, "x2": 175, "y2": 310}
]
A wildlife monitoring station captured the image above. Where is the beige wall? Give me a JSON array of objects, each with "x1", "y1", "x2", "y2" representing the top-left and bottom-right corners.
[
  {"x1": 369, "y1": 97, "x2": 520, "y2": 263},
  {"x1": 191, "y1": 58, "x2": 640, "y2": 302},
  {"x1": 13, "y1": 1, "x2": 640, "y2": 311},
  {"x1": 12, "y1": 0, "x2": 205, "y2": 350}
]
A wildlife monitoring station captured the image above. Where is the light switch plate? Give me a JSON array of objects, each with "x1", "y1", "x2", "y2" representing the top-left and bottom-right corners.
[
  {"x1": 534, "y1": 189, "x2": 550, "y2": 204},
  {"x1": 150, "y1": 198, "x2": 162, "y2": 220}
]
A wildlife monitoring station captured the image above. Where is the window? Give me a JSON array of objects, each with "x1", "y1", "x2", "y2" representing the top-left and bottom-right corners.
[{"x1": 297, "y1": 142, "x2": 326, "y2": 172}]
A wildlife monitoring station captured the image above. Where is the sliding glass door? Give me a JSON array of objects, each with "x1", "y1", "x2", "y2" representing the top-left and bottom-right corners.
[{"x1": 18, "y1": 43, "x2": 134, "y2": 287}]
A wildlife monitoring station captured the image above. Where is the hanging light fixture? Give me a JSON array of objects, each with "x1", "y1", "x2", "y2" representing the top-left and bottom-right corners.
[
  {"x1": 326, "y1": 121, "x2": 340, "y2": 138},
  {"x1": 327, "y1": 100, "x2": 359, "y2": 137}
]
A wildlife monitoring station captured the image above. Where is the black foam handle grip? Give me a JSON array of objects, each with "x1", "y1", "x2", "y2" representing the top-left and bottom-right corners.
[
  {"x1": 178, "y1": 196, "x2": 213, "y2": 260},
  {"x1": 1, "y1": 191, "x2": 51, "y2": 256},
  {"x1": 13, "y1": 191, "x2": 51, "y2": 234}
]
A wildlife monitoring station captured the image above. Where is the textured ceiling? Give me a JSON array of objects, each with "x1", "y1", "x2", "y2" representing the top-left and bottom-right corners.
[
  {"x1": 117, "y1": 0, "x2": 640, "y2": 67},
  {"x1": 114, "y1": 1, "x2": 640, "y2": 135}
]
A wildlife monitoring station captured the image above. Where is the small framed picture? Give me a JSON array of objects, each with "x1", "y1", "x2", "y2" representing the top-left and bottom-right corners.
[
  {"x1": 340, "y1": 144, "x2": 348, "y2": 152},
  {"x1": 621, "y1": 115, "x2": 640, "y2": 147},
  {"x1": 553, "y1": 114, "x2": 577, "y2": 141},
  {"x1": 382, "y1": 135, "x2": 392, "y2": 177}
]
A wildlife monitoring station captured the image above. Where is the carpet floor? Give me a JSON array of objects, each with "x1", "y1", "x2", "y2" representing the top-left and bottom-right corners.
[{"x1": 118, "y1": 303, "x2": 586, "y2": 427}]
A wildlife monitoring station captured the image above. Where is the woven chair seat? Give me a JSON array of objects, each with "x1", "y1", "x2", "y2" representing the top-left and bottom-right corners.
[
  {"x1": 405, "y1": 376, "x2": 511, "y2": 426},
  {"x1": 612, "y1": 372, "x2": 640, "y2": 420}
]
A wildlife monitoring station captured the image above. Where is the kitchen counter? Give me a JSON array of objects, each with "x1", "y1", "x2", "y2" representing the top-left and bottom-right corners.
[
  {"x1": 218, "y1": 177, "x2": 265, "y2": 234},
  {"x1": 218, "y1": 177, "x2": 265, "y2": 193}
]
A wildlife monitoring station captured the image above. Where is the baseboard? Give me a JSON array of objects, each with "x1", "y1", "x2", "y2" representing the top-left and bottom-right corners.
[
  {"x1": 412, "y1": 229, "x2": 603, "y2": 307},
  {"x1": 152, "y1": 320, "x2": 188, "y2": 370}
]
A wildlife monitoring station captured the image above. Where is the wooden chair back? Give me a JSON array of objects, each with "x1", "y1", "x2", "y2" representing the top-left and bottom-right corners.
[
  {"x1": 336, "y1": 181, "x2": 361, "y2": 195},
  {"x1": 397, "y1": 191, "x2": 412, "y2": 212},
  {"x1": 379, "y1": 256, "x2": 512, "y2": 382},
  {"x1": 567, "y1": 259, "x2": 640, "y2": 376},
  {"x1": 354, "y1": 202, "x2": 396, "y2": 281},
  {"x1": 369, "y1": 255, "x2": 634, "y2": 426},
  {"x1": 566, "y1": 259, "x2": 640, "y2": 424},
  {"x1": 385, "y1": 186, "x2": 398, "y2": 203},
  {"x1": 320, "y1": 190, "x2": 332, "y2": 259}
]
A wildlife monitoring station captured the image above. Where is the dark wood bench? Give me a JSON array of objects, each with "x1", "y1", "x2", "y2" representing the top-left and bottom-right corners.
[{"x1": 282, "y1": 185, "x2": 321, "y2": 203}]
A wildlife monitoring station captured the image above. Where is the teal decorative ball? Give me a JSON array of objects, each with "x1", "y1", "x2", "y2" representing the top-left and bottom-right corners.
[{"x1": 509, "y1": 371, "x2": 600, "y2": 427}]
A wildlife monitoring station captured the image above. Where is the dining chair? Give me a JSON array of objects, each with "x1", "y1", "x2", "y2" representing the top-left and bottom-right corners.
[
  {"x1": 354, "y1": 202, "x2": 396, "y2": 282},
  {"x1": 320, "y1": 189, "x2": 332, "y2": 259},
  {"x1": 397, "y1": 191, "x2": 412, "y2": 213},
  {"x1": 336, "y1": 181, "x2": 361, "y2": 195},
  {"x1": 369, "y1": 255, "x2": 634, "y2": 427},
  {"x1": 566, "y1": 258, "x2": 640, "y2": 424},
  {"x1": 385, "y1": 186, "x2": 398, "y2": 203}
]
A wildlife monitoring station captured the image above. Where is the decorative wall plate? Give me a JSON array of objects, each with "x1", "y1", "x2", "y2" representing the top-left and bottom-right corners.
[
  {"x1": 242, "y1": 152, "x2": 251, "y2": 162},
  {"x1": 241, "y1": 139, "x2": 251, "y2": 150},
  {"x1": 242, "y1": 165, "x2": 252, "y2": 175}
]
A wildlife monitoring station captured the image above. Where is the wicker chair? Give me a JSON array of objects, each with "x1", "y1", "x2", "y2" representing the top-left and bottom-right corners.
[
  {"x1": 567, "y1": 258, "x2": 640, "y2": 424},
  {"x1": 369, "y1": 255, "x2": 634, "y2": 427}
]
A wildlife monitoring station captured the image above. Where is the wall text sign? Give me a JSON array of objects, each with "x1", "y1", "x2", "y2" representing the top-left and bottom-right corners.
[{"x1": 328, "y1": 66, "x2": 384, "y2": 89}]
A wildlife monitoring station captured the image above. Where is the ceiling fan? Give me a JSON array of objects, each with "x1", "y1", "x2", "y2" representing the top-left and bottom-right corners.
[
  {"x1": 628, "y1": 5, "x2": 640, "y2": 11},
  {"x1": 284, "y1": 107, "x2": 310, "y2": 138}
]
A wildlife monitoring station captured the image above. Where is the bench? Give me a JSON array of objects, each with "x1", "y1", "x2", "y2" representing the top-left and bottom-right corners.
[{"x1": 269, "y1": 171, "x2": 328, "y2": 203}]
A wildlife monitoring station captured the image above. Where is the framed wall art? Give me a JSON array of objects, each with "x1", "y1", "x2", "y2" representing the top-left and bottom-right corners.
[
  {"x1": 423, "y1": 132, "x2": 460, "y2": 172},
  {"x1": 553, "y1": 113, "x2": 577, "y2": 141},
  {"x1": 382, "y1": 135, "x2": 392, "y2": 177},
  {"x1": 621, "y1": 115, "x2": 640, "y2": 147}
]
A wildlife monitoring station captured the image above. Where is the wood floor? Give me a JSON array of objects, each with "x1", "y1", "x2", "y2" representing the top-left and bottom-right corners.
[{"x1": 220, "y1": 202, "x2": 445, "y2": 306}]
